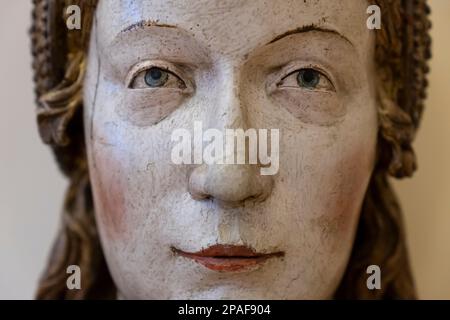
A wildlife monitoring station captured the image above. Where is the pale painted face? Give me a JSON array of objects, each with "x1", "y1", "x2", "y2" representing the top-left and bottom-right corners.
[{"x1": 84, "y1": 0, "x2": 377, "y2": 299}]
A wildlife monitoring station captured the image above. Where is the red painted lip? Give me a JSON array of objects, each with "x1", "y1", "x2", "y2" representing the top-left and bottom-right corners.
[{"x1": 171, "y1": 244, "x2": 284, "y2": 272}]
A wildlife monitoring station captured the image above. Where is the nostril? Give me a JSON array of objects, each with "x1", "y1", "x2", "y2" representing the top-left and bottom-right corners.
[
  {"x1": 188, "y1": 163, "x2": 274, "y2": 205},
  {"x1": 247, "y1": 193, "x2": 265, "y2": 203},
  {"x1": 248, "y1": 177, "x2": 274, "y2": 203},
  {"x1": 190, "y1": 192, "x2": 211, "y2": 201}
]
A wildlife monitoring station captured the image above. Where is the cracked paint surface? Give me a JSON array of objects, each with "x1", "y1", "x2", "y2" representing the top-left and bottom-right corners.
[{"x1": 84, "y1": 0, "x2": 378, "y2": 299}]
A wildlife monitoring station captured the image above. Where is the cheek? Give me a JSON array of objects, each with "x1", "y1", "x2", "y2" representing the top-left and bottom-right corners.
[
  {"x1": 313, "y1": 137, "x2": 375, "y2": 244},
  {"x1": 116, "y1": 90, "x2": 189, "y2": 127},
  {"x1": 90, "y1": 147, "x2": 128, "y2": 240},
  {"x1": 280, "y1": 125, "x2": 376, "y2": 243},
  {"x1": 270, "y1": 89, "x2": 345, "y2": 126}
]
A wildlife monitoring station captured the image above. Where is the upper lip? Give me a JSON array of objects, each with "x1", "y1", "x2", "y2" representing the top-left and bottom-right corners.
[{"x1": 171, "y1": 244, "x2": 284, "y2": 259}]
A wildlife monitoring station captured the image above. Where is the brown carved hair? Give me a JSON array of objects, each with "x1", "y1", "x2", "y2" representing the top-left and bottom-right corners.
[{"x1": 31, "y1": 0, "x2": 431, "y2": 299}]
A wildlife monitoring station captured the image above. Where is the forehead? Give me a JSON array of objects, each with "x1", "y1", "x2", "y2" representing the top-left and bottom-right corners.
[{"x1": 96, "y1": 0, "x2": 372, "y2": 59}]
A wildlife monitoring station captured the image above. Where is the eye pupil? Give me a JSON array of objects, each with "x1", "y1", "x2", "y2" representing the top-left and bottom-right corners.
[
  {"x1": 297, "y1": 69, "x2": 320, "y2": 88},
  {"x1": 150, "y1": 68, "x2": 162, "y2": 79},
  {"x1": 145, "y1": 67, "x2": 168, "y2": 87}
]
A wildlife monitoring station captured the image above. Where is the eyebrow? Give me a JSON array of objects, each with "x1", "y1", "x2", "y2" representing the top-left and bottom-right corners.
[
  {"x1": 109, "y1": 19, "x2": 211, "y2": 66},
  {"x1": 120, "y1": 20, "x2": 177, "y2": 34},
  {"x1": 267, "y1": 24, "x2": 353, "y2": 47}
]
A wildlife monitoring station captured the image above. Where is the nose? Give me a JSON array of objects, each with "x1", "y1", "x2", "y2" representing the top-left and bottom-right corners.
[
  {"x1": 188, "y1": 64, "x2": 273, "y2": 206},
  {"x1": 189, "y1": 163, "x2": 273, "y2": 205}
]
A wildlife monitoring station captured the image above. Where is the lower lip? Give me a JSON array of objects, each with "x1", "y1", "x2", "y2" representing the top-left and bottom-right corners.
[{"x1": 179, "y1": 255, "x2": 275, "y2": 272}]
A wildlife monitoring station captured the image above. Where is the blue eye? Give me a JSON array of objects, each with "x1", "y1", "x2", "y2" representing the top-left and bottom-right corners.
[
  {"x1": 144, "y1": 67, "x2": 169, "y2": 87},
  {"x1": 297, "y1": 69, "x2": 320, "y2": 89}
]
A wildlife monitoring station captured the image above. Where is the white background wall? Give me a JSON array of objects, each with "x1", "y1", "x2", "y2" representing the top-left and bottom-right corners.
[
  {"x1": 390, "y1": 0, "x2": 450, "y2": 299},
  {"x1": 0, "y1": 0, "x2": 449, "y2": 299},
  {"x1": 0, "y1": 1, "x2": 65, "y2": 299}
]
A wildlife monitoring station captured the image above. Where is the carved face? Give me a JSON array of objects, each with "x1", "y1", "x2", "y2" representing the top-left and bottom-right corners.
[{"x1": 84, "y1": 0, "x2": 377, "y2": 299}]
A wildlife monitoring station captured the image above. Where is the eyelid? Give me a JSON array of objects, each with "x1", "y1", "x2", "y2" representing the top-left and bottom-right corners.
[
  {"x1": 267, "y1": 61, "x2": 336, "y2": 94},
  {"x1": 125, "y1": 60, "x2": 193, "y2": 91}
]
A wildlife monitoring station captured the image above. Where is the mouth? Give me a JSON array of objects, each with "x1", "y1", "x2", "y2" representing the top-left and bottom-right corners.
[{"x1": 171, "y1": 244, "x2": 284, "y2": 272}]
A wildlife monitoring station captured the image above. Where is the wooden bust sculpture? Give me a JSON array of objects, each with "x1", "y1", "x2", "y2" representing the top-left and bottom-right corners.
[{"x1": 31, "y1": 0, "x2": 431, "y2": 299}]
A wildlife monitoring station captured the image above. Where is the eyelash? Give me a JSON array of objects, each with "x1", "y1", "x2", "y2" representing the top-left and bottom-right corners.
[
  {"x1": 279, "y1": 68, "x2": 335, "y2": 91},
  {"x1": 126, "y1": 61, "x2": 335, "y2": 95},
  {"x1": 266, "y1": 63, "x2": 336, "y2": 94},
  {"x1": 126, "y1": 61, "x2": 190, "y2": 91}
]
